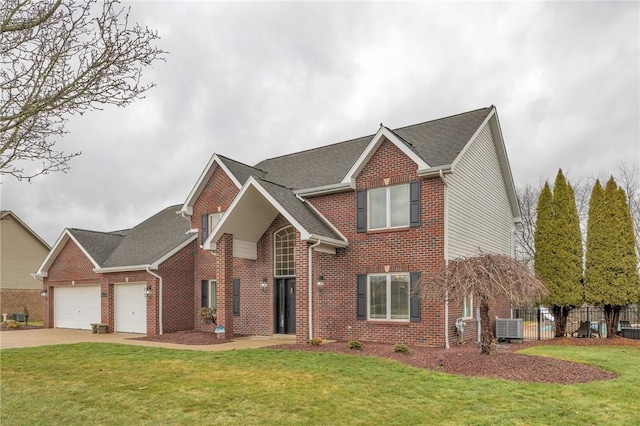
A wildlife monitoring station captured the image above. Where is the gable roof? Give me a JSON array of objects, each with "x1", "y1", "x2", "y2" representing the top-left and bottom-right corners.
[
  {"x1": 180, "y1": 154, "x2": 263, "y2": 215},
  {"x1": 35, "y1": 205, "x2": 195, "y2": 277},
  {"x1": 254, "y1": 107, "x2": 493, "y2": 191},
  {"x1": 1, "y1": 210, "x2": 51, "y2": 250},
  {"x1": 203, "y1": 176, "x2": 347, "y2": 250}
]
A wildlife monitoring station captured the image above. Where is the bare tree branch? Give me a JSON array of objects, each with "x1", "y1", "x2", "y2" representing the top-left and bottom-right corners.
[
  {"x1": 0, "y1": 0, "x2": 166, "y2": 181},
  {"x1": 420, "y1": 253, "x2": 548, "y2": 355}
]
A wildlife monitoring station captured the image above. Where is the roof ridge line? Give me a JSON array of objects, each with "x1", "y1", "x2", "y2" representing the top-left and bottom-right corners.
[{"x1": 392, "y1": 106, "x2": 493, "y2": 132}]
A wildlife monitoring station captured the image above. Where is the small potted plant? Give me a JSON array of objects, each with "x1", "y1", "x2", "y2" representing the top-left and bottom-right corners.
[{"x1": 199, "y1": 307, "x2": 217, "y2": 329}]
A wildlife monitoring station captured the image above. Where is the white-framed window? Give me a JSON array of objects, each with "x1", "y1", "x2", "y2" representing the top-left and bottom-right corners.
[
  {"x1": 208, "y1": 280, "x2": 217, "y2": 310},
  {"x1": 368, "y1": 184, "x2": 410, "y2": 230},
  {"x1": 367, "y1": 273, "x2": 410, "y2": 321},
  {"x1": 462, "y1": 294, "x2": 473, "y2": 319},
  {"x1": 274, "y1": 226, "x2": 296, "y2": 276},
  {"x1": 209, "y1": 212, "x2": 223, "y2": 232}
]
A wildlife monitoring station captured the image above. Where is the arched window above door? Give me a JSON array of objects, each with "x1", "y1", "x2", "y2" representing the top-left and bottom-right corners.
[{"x1": 274, "y1": 226, "x2": 295, "y2": 276}]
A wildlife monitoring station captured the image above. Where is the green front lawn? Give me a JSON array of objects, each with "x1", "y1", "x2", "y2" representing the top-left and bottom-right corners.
[{"x1": 1, "y1": 344, "x2": 639, "y2": 425}]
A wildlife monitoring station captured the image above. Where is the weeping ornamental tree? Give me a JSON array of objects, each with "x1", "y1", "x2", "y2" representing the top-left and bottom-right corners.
[
  {"x1": 534, "y1": 170, "x2": 583, "y2": 337},
  {"x1": 585, "y1": 178, "x2": 640, "y2": 337},
  {"x1": 421, "y1": 254, "x2": 548, "y2": 355}
]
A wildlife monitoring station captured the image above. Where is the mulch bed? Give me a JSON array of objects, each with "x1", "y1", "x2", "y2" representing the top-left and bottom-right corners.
[
  {"x1": 132, "y1": 330, "x2": 231, "y2": 345},
  {"x1": 5, "y1": 324, "x2": 637, "y2": 385},
  {"x1": 132, "y1": 330, "x2": 639, "y2": 385},
  {"x1": 0, "y1": 324, "x2": 43, "y2": 331}
]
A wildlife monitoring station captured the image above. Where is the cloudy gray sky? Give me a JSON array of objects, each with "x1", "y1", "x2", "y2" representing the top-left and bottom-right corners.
[{"x1": 2, "y1": 1, "x2": 639, "y2": 245}]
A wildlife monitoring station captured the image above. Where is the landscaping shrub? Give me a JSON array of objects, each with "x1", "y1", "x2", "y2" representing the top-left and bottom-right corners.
[
  {"x1": 6, "y1": 320, "x2": 22, "y2": 329},
  {"x1": 309, "y1": 337, "x2": 323, "y2": 346},
  {"x1": 347, "y1": 340, "x2": 363, "y2": 350},
  {"x1": 393, "y1": 343, "x2": 410, "y2": 354}
]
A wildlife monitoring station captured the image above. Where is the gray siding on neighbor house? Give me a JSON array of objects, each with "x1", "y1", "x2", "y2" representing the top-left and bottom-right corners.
[{"x1": 446, "y1": 123, "x2": 514, "y2": 260}]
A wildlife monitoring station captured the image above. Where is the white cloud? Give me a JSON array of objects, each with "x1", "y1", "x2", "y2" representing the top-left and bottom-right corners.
[{"x1": 2, "y1": 1, "x2": 638, "y2": 244}]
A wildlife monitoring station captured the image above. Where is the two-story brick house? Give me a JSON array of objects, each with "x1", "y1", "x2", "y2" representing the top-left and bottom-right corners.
[
  {"x1": 183, "y1": 106, "x2": 519, "y2": 346},
  {"x1": 37, "y1": 106, "x2": 519, "y2": 347}
]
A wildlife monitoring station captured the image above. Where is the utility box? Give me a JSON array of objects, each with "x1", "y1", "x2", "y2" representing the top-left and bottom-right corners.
[{"x1": 496, "y1": 318, "x2": 523, "y2": 342}]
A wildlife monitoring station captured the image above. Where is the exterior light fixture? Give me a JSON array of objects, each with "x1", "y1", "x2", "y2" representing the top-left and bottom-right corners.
[
  {"x1": 145, "y1": 285, "x2": 152, "y2": 297},
  {"x1": 41, "y1": 288, "x2": 48, "y2": 297},
  {"x1": 317, "y1": 275, "x2": 324, "y2": 290},
  {"x1": 261, "y1": 278, "x2": 268, "y2": 292}
]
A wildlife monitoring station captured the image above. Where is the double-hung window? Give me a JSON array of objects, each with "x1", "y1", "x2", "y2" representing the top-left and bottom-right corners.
[
  {"x1": 201, "y1": 279, "x2": 217, "y2": 309},
  {"x1": 462, "y1": 294, "x2": 473, "y2": 319},
  {"x1": 368, "y1": 273, "x2": 410, "y2": 321},
  {"x1": 368, "y1": 184, "x2": 410, "y2": 230}
]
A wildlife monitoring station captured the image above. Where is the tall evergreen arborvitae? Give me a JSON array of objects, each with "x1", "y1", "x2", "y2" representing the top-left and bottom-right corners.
[
  {"x1": 585, "y1": 177, "x2": 640, "y2": 337},
  {"x1": 534, "y1": 170, "x2": 583, "y2": 337}
]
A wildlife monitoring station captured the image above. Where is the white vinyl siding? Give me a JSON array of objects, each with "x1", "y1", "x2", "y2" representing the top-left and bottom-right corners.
[
  {"x1": 447, "y1": 123, "x2": 514, "y2": 259},
  {"x1": 233, "y1": 239, "x2": 257, "y2": 260}
]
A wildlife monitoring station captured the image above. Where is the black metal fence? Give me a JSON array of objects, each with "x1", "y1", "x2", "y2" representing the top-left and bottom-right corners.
[{"x1": 511, "y1": 305, "x2": 640, "y2": 341}]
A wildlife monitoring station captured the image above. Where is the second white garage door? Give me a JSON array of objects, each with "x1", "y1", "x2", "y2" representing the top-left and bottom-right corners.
[
  {"x1": 115, "y1": 283, "x2": 147, "y2": 334},
  {"x1": 55, "y1": 285, "x2": 101, "y2": 330}
]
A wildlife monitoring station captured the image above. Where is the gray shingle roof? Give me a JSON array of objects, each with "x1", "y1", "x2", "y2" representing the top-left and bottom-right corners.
[
  {"x1": 217, "y1": 155, "x2": 265, "y2": 186},
  {"x1": 253, "y1": 107, "x2": 492, "y2": 189},
  {"x1": 68, "y1": 205, "x2": 192, "y2": 269},
  {"x1": 102, "y1": 205, "x2": 193, "y2": 268},
  {"x1": 255, "y1": 178, "x2": 344, "y2": 242},
  {"x1": 68, "y1": 229, "x2": 125, "y2": 266}
]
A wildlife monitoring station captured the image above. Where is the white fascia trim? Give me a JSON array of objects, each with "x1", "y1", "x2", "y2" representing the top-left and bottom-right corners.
[
  {"x1": 294, "y1": 182, "x2": 354, "y2": 197},
  {"x1": 36, "y1": 229, "x2": 101, "y2": 276},
  {"x1": 203, "y1": 177, "x2": 346, "y2": 250},
  {"x1": 301, "y1": 198, "x2": 349, "y2": 245},
  {"x1": 341, "y1": 126, "x2": 430, "y2": 185},
  {"x1": 489, "y1": 111, "x2": 522, "y2": 224},
  {"x1": 450, "y1": 107, "x2": 495, "y2": 173},
  {"x1": 151, "y1": 234, "x2": 198, "y2": 268},
  {"x1": 94, "y1": 236, "x2": 198, "y2": 273},
  {"x1": 186, "y1": 228, "x2": 198, "y2": 235},
  {"x1": 417, "y1": 165, "x2": 453, "y2": 177},
  {"x1": 94, "y1": 264, "x2": 152, "y2": 273},
  {"x1": 180, "y1": 154, "x2": 242, "y2": 215},
  {"x1": 308, "y1": 234, "x2": 348, "y2": 248}
]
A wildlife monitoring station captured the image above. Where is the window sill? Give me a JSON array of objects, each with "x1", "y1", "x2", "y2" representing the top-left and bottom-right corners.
[
  {"x1": 366, "y1": 320, "x2": 411, "y2": 325},
  {"x1": 366, "y1": 226, "x2": 412, "y2": 235}
]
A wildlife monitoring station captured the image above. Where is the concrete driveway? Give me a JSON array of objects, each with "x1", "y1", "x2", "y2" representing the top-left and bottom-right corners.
[{"x1": 0, "y1": 328, "x2": 295, "y2": 351}]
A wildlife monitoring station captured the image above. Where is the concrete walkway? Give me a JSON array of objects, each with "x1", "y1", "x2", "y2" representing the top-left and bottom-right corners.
[{"x1": 0, "y1": 328, "x2": 296, "y2": 351}]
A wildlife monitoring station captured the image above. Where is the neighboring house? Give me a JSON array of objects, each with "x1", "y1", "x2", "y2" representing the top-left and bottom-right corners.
[
  {"x1": 0, "y1": 211, "x2": 50, "y2": 321},
  {"x1": 35, "y1": 205, "x2": 196, "y2": 334},
  {"x1": 36, "y1": 106, "x2": 520, "y2": 346}
]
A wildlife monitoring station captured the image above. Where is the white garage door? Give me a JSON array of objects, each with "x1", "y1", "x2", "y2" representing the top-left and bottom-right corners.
[
  {"x1": 115, "y1": 283, "x2": 147, "y2": 334},
  {"x1": 55, "y1": 286, "x2": 101, "y2": 330}
]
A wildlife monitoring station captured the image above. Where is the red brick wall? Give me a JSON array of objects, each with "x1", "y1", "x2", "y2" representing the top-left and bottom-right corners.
[
  {"x1": 158, "y1": 241, "x2": 196, "y2": 333},
  {"x1": 308, "y1": 139, "x2": 448, "y2": 346},
  {"x1": 43, "y1": 239, "x2": 102, "y2": 328},
  {"x1": 191, "y1": 165, "x2": 239, "y2": 332},
  {"x1": 44, "y1": 237, "x2": 195, "y2": 335}
]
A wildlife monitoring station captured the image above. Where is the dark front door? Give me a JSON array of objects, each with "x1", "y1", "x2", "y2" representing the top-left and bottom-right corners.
[{"x1": 275, "y1": 278, "x2": 295, "y2": 334}]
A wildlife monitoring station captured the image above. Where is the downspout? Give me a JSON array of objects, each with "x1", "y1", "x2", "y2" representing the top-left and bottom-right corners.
[
  {"x1": 439, "y1": 169, "x2": 450, "y2": 349},
  {"x1": 146, "y1": 267, "x2": 163, "y2": 335},
  {"x1": 308, "y1": 239, "x2": 322, "y2": 340}
]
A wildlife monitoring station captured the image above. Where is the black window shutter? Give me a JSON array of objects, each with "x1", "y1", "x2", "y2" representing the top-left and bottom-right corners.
[
  {"x1": 356, "y1": 190, "x2": 366, "y2": 233},
  {"x1": 410, "y1": 181, "x2": 421, "y2": 228},
  {"x1": 201, "y1": 213, "x2": 209, "y2": 244},
  {"x1": 233, "y1": 278, "x2": 240, "y2": 316},
  {"x1": 357, "y1": 274, "x2": 367, "y2": 319},
  {"x1": 410, "y1": 272, "x2": 421, "y2": 322},
  {"x1": 201, "y1": 280, "x2": 208, "y2": 308}
]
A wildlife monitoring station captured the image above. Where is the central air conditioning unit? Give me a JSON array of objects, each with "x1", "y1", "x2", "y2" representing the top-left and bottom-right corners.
[{"x1": 496, "y1": 318, "x2": 523, "y2": 342}]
